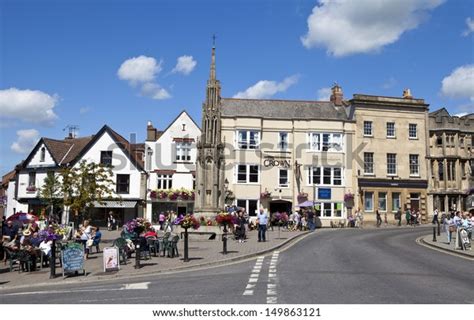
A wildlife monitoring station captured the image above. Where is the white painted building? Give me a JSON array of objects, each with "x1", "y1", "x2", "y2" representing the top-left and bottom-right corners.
[
  {"x1": 71, "y1": 125, "x2": 146, "y2": 226},
  {"x1": 1, "y1": 169, "x2": 23, "y2": 218},
  {"x1": 144, "y1": 111, "x2": 201, "y2": 222},
  {"x1": 10, "y1": 125, "x2": 146, "y2": 226}
]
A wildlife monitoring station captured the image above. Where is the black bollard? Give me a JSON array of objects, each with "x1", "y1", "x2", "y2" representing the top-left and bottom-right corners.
[
  {"x1": 222, "y1": 224, "x2": 228, "y2": 255},
  {"x1": 183, "y1": 227, "x2": 189, "y2": 262},
  {"x1": 437, "y1": 222, "x2": 441, "y2": 236},
  {"x1": 432, "y1": 226, "x2": 437, "y2": 242},
  {"x1": 49, "y1": 239, "x2": 56, "y2": 279},
  {"x1": 135, "y1": 243, "x2": 141, "y2": 269}
]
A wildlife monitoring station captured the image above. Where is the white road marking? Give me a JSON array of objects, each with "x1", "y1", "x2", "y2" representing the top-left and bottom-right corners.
[
  {"x1": 267, "y1": 296, "x2": 277, "y2": 304},
  {"x1": 267, "y1": 289, "x2": 277, "y2": 295},
  {"x1": 266, "y1": 252, "x2": 279, "y2": 304},
  {"x1": 121, "y1": 282, "x2": 150, "y2": 290},
  {"x1": 3, "y1": 282, "x2": 150, "y2": 296},
  {"x1": 242, "y1": 257, "x2": 265, "y2": 296}
]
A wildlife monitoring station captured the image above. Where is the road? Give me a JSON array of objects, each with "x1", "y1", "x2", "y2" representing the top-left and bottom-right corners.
[{"x1": 1, "y1": 227, "x2": 472, "y2": 304}]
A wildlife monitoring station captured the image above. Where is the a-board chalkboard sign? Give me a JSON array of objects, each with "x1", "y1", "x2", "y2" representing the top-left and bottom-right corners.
[
  {"x1": 103, "y1": 247, "x2": 120, "y2": 272},
  {"x1": 62, "y1": 242, "x2": 86, "y2": 277}
]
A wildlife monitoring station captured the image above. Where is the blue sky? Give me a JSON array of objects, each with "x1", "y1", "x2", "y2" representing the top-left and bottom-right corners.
[{"x1": 1, "y1": 0, "x2": 473, "y2": 176}]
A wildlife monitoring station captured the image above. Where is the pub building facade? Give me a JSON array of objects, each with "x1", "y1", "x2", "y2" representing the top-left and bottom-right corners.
[
  {"x1": 350, "y1": 90, "x2": 431, "y2": 222},
  {"x1": 220, "y1": 85, "x2": 356, "y2": 225}
]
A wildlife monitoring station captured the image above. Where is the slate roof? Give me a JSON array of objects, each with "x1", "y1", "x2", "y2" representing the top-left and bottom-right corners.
[
  {"x1": 220, "y1": 98, "x2": 349, "y2": 120},
  {"x1": 1, "y1": 169, "x2": 16, "y2": 188},
  {"x1": 102, "y1": 126, "x2": 144, "y2": 170},
  {"x1": 42, "y1": 136, "x2": 94, "y2": 165}
]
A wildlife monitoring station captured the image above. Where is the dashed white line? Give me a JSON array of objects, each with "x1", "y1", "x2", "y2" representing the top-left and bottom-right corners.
[
  {"x1": 266, "y1": 251, "x2": 279, "y2": 304},
  {"x1": 242, "y1": 257, "x2": 265, "y2": 296}
]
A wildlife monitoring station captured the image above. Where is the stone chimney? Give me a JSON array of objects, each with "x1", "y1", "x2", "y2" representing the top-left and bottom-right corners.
[
  {"x1": 146, "y1": 121, "x2": 157, "y2": 141},
  {"x1": 402, "y1": 88, "x2": 412, "y2": 99},
  {"x1": 330, "y1": 83, "x2": 343, "y2": 106}
]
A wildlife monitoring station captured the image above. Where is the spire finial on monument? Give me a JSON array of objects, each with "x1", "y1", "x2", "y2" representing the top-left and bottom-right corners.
[{"x1": 210, "y1": 34, "x2": 216, "y2": 81}]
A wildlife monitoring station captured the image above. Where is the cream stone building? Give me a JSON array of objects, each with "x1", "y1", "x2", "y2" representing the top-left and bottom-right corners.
[
  {"x1": 350, "y1": 91, "x2": 430, "y2": 222},
  {"x1": 427, "y1": 108, "x2": 474, "y2": 214},
  {"x1": 220, "y1": 86, "x2": 356, "y2": 225}
]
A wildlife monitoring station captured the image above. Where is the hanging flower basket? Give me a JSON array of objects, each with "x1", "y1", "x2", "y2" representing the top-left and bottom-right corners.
[
  {"x1": 272, "y1": 212, "x2": 289, "y2": 226},
  {"x1": 124, "y1": 218, "x2": 150, "y2": 237},
  {"x1": 344, "y1": 192, "x2": 355, "y2": 208},
  {"x1": 179, "y1": 214, "x2": 200, "y2": 230},
  {"x1": 215, "y1": 212, "x2": 236, "y2": 226},
  {"x1": 38, "y1": 224, "x2": 68, "y2": 241}
]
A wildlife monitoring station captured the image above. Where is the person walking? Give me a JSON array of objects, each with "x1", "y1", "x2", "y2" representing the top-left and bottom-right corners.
[
  {"x1": 405, "y1": 207, "x2": 411, "y2": 226},
  {"x1": 107, "y1": 211, "x2": 116, "y2": 231},
  {"x1": 432, "y1": 207, "x2": 439, "y2": 226},
  {"x1": 307, "y1": 210, "x2": 315, "y2": 231},
  {"x1": 236, "y1": 211, "x2": 247, "y2": 243},
  {"x1": 445, "y1": 213, "x2": 455, "y2": 244},
  {"x1": 158, "y1": 212, "x2": 165, "y2": 230},
  {"x1": 383, "y1": 212, "x2": 388, "y2": 227},
  {"x1": 257, "y1": 209, "x2": 268, "y2": 242},
  {"x1": 395, "y1": 209, "x2": 402, "y2": 226},
  {"x1": 356, "y1": 208, "x2": 364, "y2": 228},
  {"x1": 376, "y1": 210, "x2": 382, "y2": 227}
]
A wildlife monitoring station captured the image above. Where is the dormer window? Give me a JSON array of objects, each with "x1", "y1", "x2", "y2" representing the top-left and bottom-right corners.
[{"x1": 40, "y1": 147, "x2": 46, "y2": 162}]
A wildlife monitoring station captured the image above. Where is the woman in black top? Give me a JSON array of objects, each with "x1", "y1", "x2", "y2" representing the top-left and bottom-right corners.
[{"x1": 236, "y1": 211, "x2": 247, "y2": 243}]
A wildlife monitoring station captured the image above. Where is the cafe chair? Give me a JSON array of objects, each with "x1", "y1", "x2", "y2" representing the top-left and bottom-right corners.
[{"x1": 112, "y1": 237, "x2": 128, "y2": 265}]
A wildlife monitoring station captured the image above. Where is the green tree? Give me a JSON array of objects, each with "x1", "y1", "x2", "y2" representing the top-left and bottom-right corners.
[
  {"x1": 61, "y1": 160, "x2": 117, "y2": 223},
  {"x1": 39, "y1": 171, "x2": 63, "y2": 221}
]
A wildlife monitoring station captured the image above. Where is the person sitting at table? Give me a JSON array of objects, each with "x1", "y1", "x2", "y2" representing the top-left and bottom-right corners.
[
  {"x1": 144, "y1": 227, "x2": 157, "y2": 239},
  {"x1": 2, "y1": 220, "x2": 19, "y2": 241},
  {"x1": 20, "y1": 238, "x2": 38, "y2": 271},
  {"x1": 39, "y1": 239, "x2": 52, "y2": 257},
  {"x1": 20, "y1": 229, "x2": 32, "y2": 245},
  {"x1": 30, "y1": 232, "x2": 42, "y2": 247}
]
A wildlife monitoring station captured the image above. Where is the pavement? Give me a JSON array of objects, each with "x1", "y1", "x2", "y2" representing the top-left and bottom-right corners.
[
  {"x1": 0, "y1": 227, "x2": 308, "y2": 290},
  {"x1": 419, "y1": 227, "x2": 474, "y2": 259}
]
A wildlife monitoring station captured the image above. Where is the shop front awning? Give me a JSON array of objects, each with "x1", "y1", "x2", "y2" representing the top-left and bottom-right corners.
[{"x1": 93, "y1": 201, "x2": 137, "y2": 208}]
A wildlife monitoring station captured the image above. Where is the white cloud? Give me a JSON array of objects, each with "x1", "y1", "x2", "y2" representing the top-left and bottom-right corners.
[
  {"x1": 301, "y1": 0, "x2": 444, "y2": 57},
  {"x1": 140, "y1": 82, "x2": 171, "y2": 100},
  {"x1": 117, "y1": 55, "x2": 162, "y2": 84},
  {"x1": 11, "y1": 129, "x2": 40, "y2": 154},
  {"x1": 462, "y1": 17, "x2": 474, "y2": 36},
  {"x1": 317, "y1": 87, "x2": 331, "y2": 100},
  {"x1": 79, "y1": 107, "x2": 90, "y2": 114},
  {"x1": 382, "y1": 77, "x2": 398, "y2": 89},
  {"x1": 440, "y1": 64, "x2": 474, "y2": 101},
  {"x1": 0, "y1": 88, "x2": 58, "y2": 126},
  {"x1": 233, "y1": 75, "x2": 299, "y2": 99},
  {"x1": 172, "y1": 55, "x2": 197, "y2": 75},
  {"x1": 454, "y1": 112, "x2": 467, "y2": 117},
  {"x1": 117, "y1": 55, "x2": 172, "y2": 100}
]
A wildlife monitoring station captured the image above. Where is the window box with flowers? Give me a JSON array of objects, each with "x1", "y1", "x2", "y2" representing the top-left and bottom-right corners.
[
  {"x1": 26, "y1": 186, "x2": 37, "y2": 192},
  {"x1": 149, "y1": 188, "x2": 195, "y2": 201}
]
